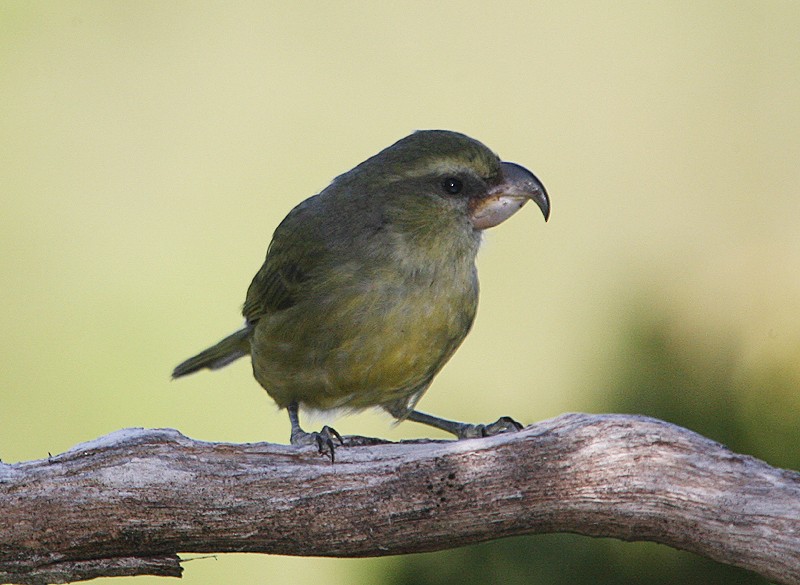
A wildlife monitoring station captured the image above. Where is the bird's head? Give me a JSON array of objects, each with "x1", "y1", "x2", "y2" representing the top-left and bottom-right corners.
[{"x1": 344, "y1": 130, "x2": 549, "y2": 231}]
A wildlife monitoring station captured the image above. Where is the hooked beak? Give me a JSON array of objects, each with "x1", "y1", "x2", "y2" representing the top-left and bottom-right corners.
[{"x1": 470, "y1": 162, "x2": 550, "y2": 229}]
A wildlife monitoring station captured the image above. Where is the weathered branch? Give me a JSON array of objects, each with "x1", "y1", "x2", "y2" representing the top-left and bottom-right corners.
[{"x1": 1, "y1": 413, "x2": 798, "y2": 584}]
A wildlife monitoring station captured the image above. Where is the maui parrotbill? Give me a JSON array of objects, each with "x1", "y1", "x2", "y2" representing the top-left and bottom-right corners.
[{"x1": 173, "y1": 130, "x2": 549, "y2": 459}]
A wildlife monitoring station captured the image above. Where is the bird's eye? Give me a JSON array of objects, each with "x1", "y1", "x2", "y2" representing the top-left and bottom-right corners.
[{"x1": 442, "y1": 177, "x2": 463, "y2": 195}]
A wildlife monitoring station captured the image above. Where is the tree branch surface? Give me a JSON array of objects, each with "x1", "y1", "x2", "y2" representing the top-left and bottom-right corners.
[{"x1": 1, "y1": 413, "x2": 798, "y2": 585}]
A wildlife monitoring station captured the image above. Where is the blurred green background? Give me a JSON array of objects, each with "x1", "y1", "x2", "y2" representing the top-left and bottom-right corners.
[{"x1": 2, "y1": 2, "x2": 798, "y2": 584}]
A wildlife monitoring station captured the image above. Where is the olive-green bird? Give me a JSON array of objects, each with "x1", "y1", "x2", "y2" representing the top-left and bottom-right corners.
[{"x1": 173, "y1": 130, "x2": 549, "y2": 458}]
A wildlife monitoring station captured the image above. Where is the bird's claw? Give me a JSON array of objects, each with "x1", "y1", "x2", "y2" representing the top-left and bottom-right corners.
[
  {"x1": 457, "y1": 416, "x2": 524, "y2": 439},
  {"x1": 291, "y1": 425, "x2": 344, "y2": 462}
]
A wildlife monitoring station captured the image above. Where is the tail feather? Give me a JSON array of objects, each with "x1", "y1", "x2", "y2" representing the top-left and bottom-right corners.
[{"x1": 172, "y1": 327, "x2": 252, "y2": 378}]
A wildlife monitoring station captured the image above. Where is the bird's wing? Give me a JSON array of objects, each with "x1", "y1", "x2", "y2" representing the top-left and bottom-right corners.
[
  {"x1": 241, "y1": 184, "x2": 388, "y2": 324},
  {"x1": 241, "y1": 198, "x2": 327, "y2": 323},
  {"x1": 242, "y1": 254, "x2": 303, "y2": 321}
]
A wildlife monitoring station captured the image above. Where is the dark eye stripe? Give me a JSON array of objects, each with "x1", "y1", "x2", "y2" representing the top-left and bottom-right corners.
[{"x1": 442, "y1": 177, "x2": 463, "y2": 194}]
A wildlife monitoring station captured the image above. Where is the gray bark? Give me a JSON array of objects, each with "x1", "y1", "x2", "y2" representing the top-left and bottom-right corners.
[{"x1": 1, "y1": 413, "x2": 798, "y2": 584}]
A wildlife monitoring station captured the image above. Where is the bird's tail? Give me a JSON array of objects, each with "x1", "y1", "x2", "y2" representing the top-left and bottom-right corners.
[{"x1": 172, "y1": 326, "x2": 252, "y2": 378}]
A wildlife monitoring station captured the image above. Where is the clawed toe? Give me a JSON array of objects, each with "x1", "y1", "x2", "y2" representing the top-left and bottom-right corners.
[
  {"x1": 287, "y1": 402, "x2": 344, "y2": 462},
  {"x1": 291, "y1": 425, "x2": 344, "y2": 462},
  {"x1": 456, "y1": 416, "x2": 524, "y2": 439},
  {"x1": 404, "y1": 409, "x2": 525, "y2": 440},
  {"x1": 314, "y1": 425, "x2": 344, "y2": 462},
  {"x1": 481, "y1": 415, "x2": 523, "y2": 436}
]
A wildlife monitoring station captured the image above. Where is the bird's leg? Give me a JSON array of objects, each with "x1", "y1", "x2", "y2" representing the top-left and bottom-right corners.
[
  {"x1": 287, "y1": 401, "x2": 343, "y2": 462},
  {"x1": 404, "y1": 409, "x2": 523, "y2": 439}
]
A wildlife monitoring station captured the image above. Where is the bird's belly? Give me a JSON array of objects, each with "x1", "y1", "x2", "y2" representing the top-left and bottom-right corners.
[{"x1": 251, "y1": 272, "x2": 477, "y2": 411}]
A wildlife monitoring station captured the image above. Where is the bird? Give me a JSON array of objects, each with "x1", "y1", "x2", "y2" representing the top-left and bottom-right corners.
[{"x1": 173, "y1": 130, "x2": 549, "y2": 460}]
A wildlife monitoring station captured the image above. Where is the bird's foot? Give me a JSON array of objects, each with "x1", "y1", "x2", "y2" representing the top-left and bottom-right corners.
[
  {"x1": 454, "y1": 416, "x2": 524, "y2": 439},
  {"x1": 290, "y1": 425, "x2": 344, "y2": 462},
  {"x1": 403, "y1": 409, "x2": 525, "y2": 439}
]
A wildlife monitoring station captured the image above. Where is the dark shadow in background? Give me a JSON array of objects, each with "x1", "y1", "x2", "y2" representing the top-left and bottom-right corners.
[{"x1": 385, "y1": 302, "x2": 799, "y2": 585}]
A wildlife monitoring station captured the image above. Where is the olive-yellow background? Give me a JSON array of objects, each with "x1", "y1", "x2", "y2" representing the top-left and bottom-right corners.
[{"x1": 2, "y1": 2, "x2": 798, "y2": 584}]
